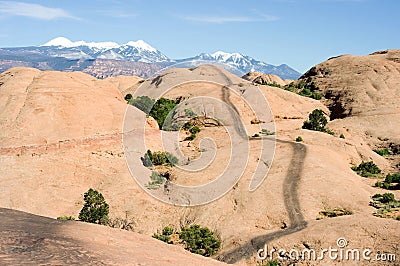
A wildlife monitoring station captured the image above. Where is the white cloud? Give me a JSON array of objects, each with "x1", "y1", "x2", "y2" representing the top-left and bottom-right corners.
[{"x1": 0, "y1": 1, "x2": 78, "y2": 20}]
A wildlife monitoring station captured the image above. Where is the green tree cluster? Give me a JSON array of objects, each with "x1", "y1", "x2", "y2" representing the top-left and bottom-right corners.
[{"x1": 78, "y1": 188, "x2": 109, "y2": 225}]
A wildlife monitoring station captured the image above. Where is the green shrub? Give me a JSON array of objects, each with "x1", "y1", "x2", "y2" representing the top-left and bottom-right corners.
[
  {"x1": 57, "y1": 216, "x2": 75, "y2": 221},
  {"x1": 283, "y1": 81, "x2": 321, "y2": 100},
  {"x1": 179, "y1": 225, "x2": 221, "y2": 257},
  {"x1": 340, "y1": 134, "x2": 345, "y2": 139},
  {"x1": 146, "y1": 171, "x2": 170, "y2": 189},
  {"x1": 184, "y1": 134, "x2": 197, "y2": 141},
  {"x1": 261, "y1": 129, "x2": 275, "y2": 135},
  {"x1": 141, "y1": 150, "x2": 178, "y2": 167},
  {"x1": 296, "y1": 136, "x2": 303, "y2": 142},
  {"x1": 153, "y1": 226, "x2": 174, "y2": 244},
  {"x1": 374, "y1": 149, "x2": 391, "y2": 156},
  {"x1": 184, "y1": 109, "x2": 198, "y2": 119},
  {"x1": 149, "y1": 98, "x2": 178, "y2": 129},
  {"x1": 263, "y1": 260, "x2": 280, "y2": 266},
  {"x1": 129, "y1": 95, "x2": 155, "y2": 114},
  {"x1": 266, "y1": 82, "x2": 281, "y2": 88},
  {"x1": 183, "y1": 122, "x2": 194, "y2": 130},
  {"x1": 372, "y1": 193, "x2": 396, "y2": 204},
  {"x1": 78, "y1": 188, "x2": 109, "y2": 225},
  {"x1": 189, "y1": 126, "x2": 200, "y2": 135},
  {"x1": 326, "y1": 129, "x2": 335, "y2": 135},
  {"x1": 375, "y1": 173, "x2": 400, "y2": 190},
  {"x1": 302, "y1": 109, "x2": 328, "y2": 132},
  {"x1": 252, "y1": 133, "x2": 260, "y2": 138},
  {"x1": 371, "y1": 193, "x2": 400, "y2": 220},
  {"x1": 319, "y1": 208, "x2": 352, "y2": 218},
  {"x1": 124, "y1": 93, "x2": 132, "y2": 102},
  {"x1": 351, "y1": 161, "x2": 381, "y2": 177}
]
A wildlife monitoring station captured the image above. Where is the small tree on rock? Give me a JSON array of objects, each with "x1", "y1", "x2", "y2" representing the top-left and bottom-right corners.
[
  {"x1": 302, "y1": 109, "x2": 328, "y2": 132},
  {"x1": 78, "y1": 188, "x2": 109, "y2": 225}
]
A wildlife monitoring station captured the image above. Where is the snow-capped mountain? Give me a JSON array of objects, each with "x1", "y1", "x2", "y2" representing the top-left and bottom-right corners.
[
  {"x1": 175, "y1": 51, "x2": 301, "y2": 79},
  {"x1": 39, "y1": 37, "x2": 170, "y2": 63},
  {"x1": 0, "y1": 37, "x2": 301, "y2": 79}
]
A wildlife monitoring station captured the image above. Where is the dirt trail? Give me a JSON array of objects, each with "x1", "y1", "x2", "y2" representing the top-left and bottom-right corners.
[{"x1": 219, "y1": 140, "x2": 307, "y2": 263}]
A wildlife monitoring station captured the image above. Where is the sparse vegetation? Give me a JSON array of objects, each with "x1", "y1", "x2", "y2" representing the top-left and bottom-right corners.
[
  {"x1": 370, "y1": 193, "x2": 400, "y2": 220},
  {"x1": 284, "y1": 81, "x2": 322, "y2": 100},
  {"x1": 124, "y1": 93, "x2": 132, "y2": 102},
  {"x1": 375, "y1": 173, "x2": 400, "y2": 190},
  {"x1": 302, "y1": 109, "x2": 328, "y2": 132},
  {"x1": 318, "y1": 208, "x2": 352, "y2": 219},
  {"x1": 128, "y1": 96, "x2": 179, "y2": 129},
  {"x1": 260, "y1": 129, "x2": 275, "y2": 135},
  {"x1": 57, "y1": 216, "x2": 75, "y2": 220},
  {"x1": 183, "y1": 121, "x2": 201, "y2": 141},
  {"x1": 374, "y1": 148, "x2": 391, "y2": 157},
  {"x1": 262, "y1": 260, "x2": 280, "y2": 266},
  {"x1": 128, "y1": 95, "x2": 154, "y2": 114},
  {"x1": 107, "y1": 216, "x2": 135, "y2": 231},
  {"x1": 252, "y1": 133, "x2": 260, "y2": 138},
  {"x1": 340, "y1": 134, "x2": 345, "y2": 139},
  {"x1": 145, "y1": 171, "x2": 170, "y2": 189},
  {"x1": 152, "y1": 224, "x2": 220, "y2": 257},
  {"x1": 149, "y1": 97, "x2": 178, "y2": 129},
  {"x1": 179, "y1": 224, "x2": 221, "y2": 257},
  {"x1": 295, "y1": 136, "x2": 303, "y2": 142},
  {"x1": 141, "y1": 150, "x2": 178, "y2": 167},
  {"x1": 78, "y1": 188, "x2": 109, "y2": 225},
  {"x1": 266, "y1": 82, "x2": 282, "y2": 88},
  {"x1": 351, "y1": 161, "x2": 381, "y2": 177},
  {"x1": 152, "y1": 226, "x2": 174, "y2": 244}
]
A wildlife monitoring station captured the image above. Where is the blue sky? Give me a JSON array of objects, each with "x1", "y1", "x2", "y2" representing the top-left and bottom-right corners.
[{"x1": 0, "y1": 0, "x2": 398, "y2": 73}]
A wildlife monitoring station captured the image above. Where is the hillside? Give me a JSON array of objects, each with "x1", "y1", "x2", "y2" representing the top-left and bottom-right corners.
[
  {"x1": 0, "y1": 61, "x2": 399, "y2": 265},
  {"x1": 0, "y1": 208, "x2": 227, "y2": 265},
  {"x1": 298, "y1": 49, "x2": 400, "y2": 171}
]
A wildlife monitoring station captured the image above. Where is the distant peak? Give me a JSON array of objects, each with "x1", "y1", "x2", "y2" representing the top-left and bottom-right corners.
[
  {"x1": 125, "y1": 40, "x2": 157, "y2": 52},
  {"x1": 211, "y1": 51, "x2": 244, "y2": 59},
  {"x1": 41, "y1": 37, "x2": 74, "y2": 47}
]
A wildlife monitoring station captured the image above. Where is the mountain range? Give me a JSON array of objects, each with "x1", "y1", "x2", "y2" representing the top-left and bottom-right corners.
[{"x1": 0, "y1": 37, "x2": 301, "y2": 79}]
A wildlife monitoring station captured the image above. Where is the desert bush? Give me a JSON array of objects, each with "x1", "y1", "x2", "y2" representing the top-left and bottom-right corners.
[
  {"x1": 318, "y1": 208, "x2": 352, "y2": 219},
  {"x1": 149, "y1": 98, "x2": 178, "y2": 129},
  {"x1": 261, "y1": 129, "x2": 275, "y2": 135},
  {"x1": 124, "y1": 93, "x2": 132, "y2": 102},
  {"x1": 252, "y1": 133, "x2": 260, "y2": 138},
  {"x1": 57, "y1": 216, "x2": 75, "y2": 220},
  {"x1": 373, "y1": 148, "x2": 391, "y2": 156},
  {"x1": 351, "y1": 161, "x2": 381, "y2": 177},
  {"x1": 145, "y1": 171, "x2": 170, "y2": 189},
  {"x1": 302, "y1": 109, "x2": 328, "y2": 132},
  {"x1": 340, "y1": 134, "x2": 345, "y2": 139},
  {"x1": 153, "y1": 226, "x2": 174, "y2": 244},
  {"x1": 184, "y1": 108, "x2": 198, "y2": 119},
  {"x1": 107, "y1": 217, "x2": 135, "y2": 231},
  {"x1": 182, "y1": 122, "x2": 201, "y2": 141},
  {"x1": 372, "y1": 193, "x2": 396, "y2": 204},
  {"x1": 179, "y1": 224, "x2": 221, "y2": 257},
  {"x1": 295, "y1": 136, "x2": 303, "y2": 142},
  {"x1": 283, "y1": 81, "x2": 321, "y2": 100},
  {"x1": 184, "y1": 134, "x2": 197, "y2": 141},
  {"x1": 129, "y1": 95, "x2": 155, "y2": 114},
  {"x1": 141, "y1": 150, "x2": 178, "y2": 167},
  {"x1": 78, "y1": 188, "x2": 109, "y2": 225},
  {"x1": 262, "y1": 260, "x2": 280, "y2": 266},
  {"x1": 375, "y1": 173, "x2": 400, "y2": 190}
]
